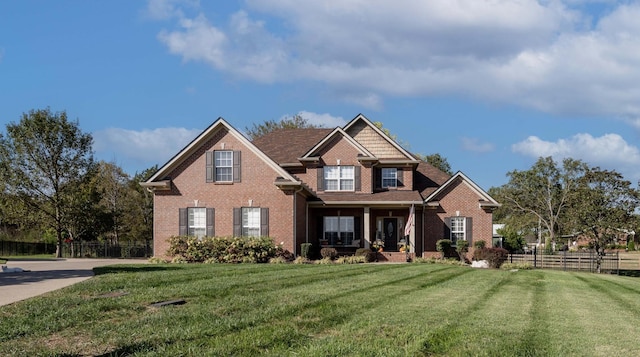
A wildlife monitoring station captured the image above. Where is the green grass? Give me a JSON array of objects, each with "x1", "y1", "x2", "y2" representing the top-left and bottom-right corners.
[
  {"x1": 0, "y1": 253, "x2": 57, "y2": 262},
  {"x1": 2, "y1": 264, "x2": 640, "y2": 356}
]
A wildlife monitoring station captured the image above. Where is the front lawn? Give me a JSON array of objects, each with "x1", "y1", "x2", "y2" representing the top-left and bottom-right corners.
[{"x1": 1, "y1": 263, "x2": 640, "y2": 356}]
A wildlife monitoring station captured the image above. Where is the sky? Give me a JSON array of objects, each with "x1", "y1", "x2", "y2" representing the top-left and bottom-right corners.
[{"x1": 2, "y1": 0, "x2": 640, "y2": 191}]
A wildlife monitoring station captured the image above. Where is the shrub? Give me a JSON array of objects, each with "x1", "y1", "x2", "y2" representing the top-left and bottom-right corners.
[
  {"x1": 413, "y1": 257, "x2": 437, "y2": 264},
  {"x1": 473, "y1": 240, "x2": 486, "y2": 249},
  {"x1": 293, "y1": 256, "x2": 310, "y2": 264},
  {"x1": 355, "y1": 248, "x2": 376, "y2": 262},
  {"x1": 167, "y1": 235, "x2": 280, "y2": 263},
  {"x1": 269, "y1": 256, "x2": 288, "y2": 264},
  {"x1": 336, "y1": 255, "x2": 367, "y2": 264},
  {"x1": 171, "y1": 255, "x2": 187, "y2": 264},
  {"x1": 436, "y1": 239, "x2": 453, "y2": 258},
  {"x1": 300, "y1": 243, "x2": 312, "y2": 259},
  {"x1": 320, "y1": 247, "x2": 338, "y2": 260},
  {"x1": 315, "y1": 257, "x2": 334, "y2": 264},
  {"x1": 473, "y1": 247, "x2": 509, "y2": 268},
  {"x1": 628, "y1": 240, "x2": 636, "y2": 251},
  {"x1": 456, "y1": 240, "x2": 469, "y2": 262},
  {"x1": 148, "y1": 257, "x2": 167, "y2": 264},
  {"x1": 500, "y1": 262, "x2": 533, "y2": 270}
]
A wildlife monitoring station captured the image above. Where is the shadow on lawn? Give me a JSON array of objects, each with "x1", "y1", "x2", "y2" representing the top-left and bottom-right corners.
[{"x1": 93, "y1": 265, "x2": 183, "y2": 276}]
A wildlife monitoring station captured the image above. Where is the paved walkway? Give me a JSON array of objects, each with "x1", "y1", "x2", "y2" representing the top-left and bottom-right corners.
[{"x1": 0, "y1": 258, "x2": 147, "y2": 306}]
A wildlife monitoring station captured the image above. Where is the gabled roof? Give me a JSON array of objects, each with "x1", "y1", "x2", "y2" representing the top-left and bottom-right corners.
[
  {"x1": 423, "y1": 171, "x2": 500, "y2": 209},
  {"x1": 252, "y1": 128, "x2": 333, "y2": 165},
  {"x1": 414, "y1": 161, "x2": 451, "y2": 198},
  {"x1": 343, "y1": 113, "x2": 419, "y2": 162},
  {"x1": 300, "y1": 127, "x2": 375, "y2": 160},
  {"x1": 143, "y1": 118, "x2": 302, "y2": 186}
]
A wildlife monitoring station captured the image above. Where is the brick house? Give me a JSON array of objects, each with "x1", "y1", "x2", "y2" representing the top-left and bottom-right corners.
[{"x1": 142, "y1": 114, "x2": 499, "y2": 261}]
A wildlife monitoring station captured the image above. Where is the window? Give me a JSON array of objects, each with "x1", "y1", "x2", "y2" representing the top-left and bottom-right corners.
[
  {"x1": 179, "y1": 207, "x2": 214, "y2": 238},
  {"x1": 234, "y1": 207, "x2": 268, "y2": 237},
  {"x1": 324, "y1": 216, "x2": 354, "y2": 245},
  {"x1": 324, "y1": 166, "x2": 354, "y2": 191},
  {"x1": 242, "y1": 207, "x2": 261, "y2": 237},
  {"x1": 215, "y1": 151, "x2": 233, "y2": 182},
  {"x1": 206, "y1": 150, "x2": 241, "y2": 183},
  {"x1": 188, "y1": 207, "x2": 206, "y2": 238},
  {"x1": 450, "y1": 217, "x2": 465, "y2": 244},
  {"x1": 381, "y1": 168, "x2": 397, "y2": 188}
]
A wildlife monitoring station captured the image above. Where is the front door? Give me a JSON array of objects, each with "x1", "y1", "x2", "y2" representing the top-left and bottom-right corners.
[{"x1": 383, "y1": 218, "x2": 398, "y2": 251}]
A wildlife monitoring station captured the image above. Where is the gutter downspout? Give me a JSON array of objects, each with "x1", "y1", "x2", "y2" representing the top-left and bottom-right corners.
[
  {"x1": 293, "y1": 186, "x2": 304, "y2": 257},
  {"x1": 422, "y1": 203, "x2": 426, "y2": 258}
]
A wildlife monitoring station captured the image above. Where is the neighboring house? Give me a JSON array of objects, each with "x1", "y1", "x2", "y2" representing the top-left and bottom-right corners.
[{"x1": 142, "y1": 114, "x2": 500, "y2": 260}]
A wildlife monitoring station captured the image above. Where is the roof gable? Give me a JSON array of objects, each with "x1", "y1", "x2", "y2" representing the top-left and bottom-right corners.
[
  {"x1": 424, "y1": 171, "x2": 500, "y2": 209},
  {"x1": 343, "y1": 114, "x2": 418, "y2": 161},
  {"x1": 301, "y1": 127, "x2": 374, "y2": 159},
  {"x1": 252, "y1": 128, "x2": 333, "y2": 165},
  {"x1": 144, "y1": 118, "x2": 299, "y2": 184}
]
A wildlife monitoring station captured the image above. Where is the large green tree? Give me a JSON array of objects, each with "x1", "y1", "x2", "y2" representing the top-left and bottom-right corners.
[
  {"x1": 0, "y1": 108, "x2": 94, "y2": 257},
  {"x1": 245, "y1": 114, "x2": 321, "y2": 140},
  {"x1": 415, "y1": 153, "x2": 453, "y2": 175},
  {"x1": 568, "y1": 167, "x2": 640, "y2": 272},
  {"x1": 499, "y1": 157, "x2": 587, "y2": 245}
]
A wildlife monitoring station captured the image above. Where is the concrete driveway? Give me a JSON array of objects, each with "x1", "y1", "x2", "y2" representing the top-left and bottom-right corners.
[{"x1": 0, "y1": 258, "x2": 147, "y2": 306}]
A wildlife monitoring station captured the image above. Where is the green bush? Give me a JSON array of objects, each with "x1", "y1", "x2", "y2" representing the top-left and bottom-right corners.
[
  {"x1": 293, "y1": 256, "x2": 310, "y2": 264},
  {"x1": 300, "y1": 243, "x2": 312, "y2": 259},
  {"x1": 436, "y1": 239, "x2": 453, "y2": 258},
  {"x1": 456, "y1": 240, "x2": 469, "y2": 262},
  {"x1": 627, "y1": 240, "x2": 636, "y2": 251},
  {"x1": 336, "y1": 255, "x2": 367, "y2": 264},
  {"x1": 473, "y1": 240, "x2": 486, "y2": 249},
  {"x1": 269, "y1": 256, "x2": 288, "y2": 264},
  {"x1": 320, "y1": 247, "x2": 338, "y2": 260},
  {"x1": 355, "y1": 248, "x2": 376, "y2": 262},
  {"x1": 473, "y1": 247, "x2": 509, "y2": 268},
  {"x1": 500, "y1": 262, "x2": 533, "y2": 270},
  {"x1": 167, "y1": 235, "x2": 281, "y2": 263},
  {"x1": 315, "y1": 257, "x2": 334, "y2": 264}
]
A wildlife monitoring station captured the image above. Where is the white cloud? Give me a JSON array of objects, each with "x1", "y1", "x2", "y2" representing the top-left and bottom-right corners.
[
  {"x1": 145, "y1": 0, "x2": 199, "y2": 20},
  {"x1": 151, "y1": 1, "x2": 640, "y2": 120},
  {"x1": 295, "y1": 111, "x2": 346, "y2": 128},
  {"x1": 512, "y1": 133, "x2": 640, "y2": 179},
  {"x1": 93, "y1": 127, "x2": 202, "y2": 170},
  {"x1": 461, "y1": 137, "x2": 494, "y2": 153}
]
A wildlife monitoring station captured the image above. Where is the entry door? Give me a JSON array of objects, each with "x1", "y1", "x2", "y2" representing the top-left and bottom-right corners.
[{"x1": 383, "y1": 218, "x2": 398, "y2": 251}]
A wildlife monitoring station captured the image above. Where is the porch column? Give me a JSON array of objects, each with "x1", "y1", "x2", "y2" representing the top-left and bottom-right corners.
[{"x1": 364, "y1": 206, "x2": 370, "y2": 249}]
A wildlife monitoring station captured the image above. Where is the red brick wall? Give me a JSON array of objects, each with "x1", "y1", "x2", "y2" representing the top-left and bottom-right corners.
[
  {"x1": 422, "y1": 178, "x2": 494, "y2": 259},
  {"x1": 152, "y1": 128, "x2": 295, "y2": 259}
]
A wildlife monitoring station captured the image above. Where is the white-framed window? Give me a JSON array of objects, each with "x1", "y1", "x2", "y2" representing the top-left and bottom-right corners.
[
  {"x1": 242, "y1": 207, "x2": 261, "y2": 237},
  {"x1": 324, "y1": 216, "x2": 354, "y2": 245},
  {"x1": 450, "y1": 217, "x2": 465, "y2": 244},
  {"x1": 215, "y1": 150, "x2": 233, "y2": 182},
  {"x1": 188, "y1": 207, "x2": 206, "y2": 238},
  {"x1": 324, "y1": 166, "x2": 354, "y2": 191},
  {"x1": 381, "y1": 168, "x2": 398, "y2": 188}
]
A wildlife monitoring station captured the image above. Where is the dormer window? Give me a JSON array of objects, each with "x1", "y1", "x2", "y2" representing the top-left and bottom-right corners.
[
  {"x1": 381, "y1": 168, "x2": 398, "y2": 188},
  {"x1": 325, "y1": 166, "x2": 354, "y2": 191}
]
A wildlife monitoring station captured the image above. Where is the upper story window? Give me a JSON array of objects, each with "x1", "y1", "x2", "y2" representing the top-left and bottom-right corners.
[
  {"x1": 381, "y1": 168, "x2": 398, "y2": 188},
  {"x1": 324, "y1": 166, "x2": 354, "y2": 191},
  {"x1": 206, "y1": 150, "x2": 241, "y2": 183},
  {"x1": 215, "y1": 151, "x2": 233, "y2": 182}
]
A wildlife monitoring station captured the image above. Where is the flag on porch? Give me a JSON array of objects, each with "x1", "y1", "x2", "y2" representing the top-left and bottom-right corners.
[{"x1": 405, "y1": 204, "x2": 414, "y2": 237}]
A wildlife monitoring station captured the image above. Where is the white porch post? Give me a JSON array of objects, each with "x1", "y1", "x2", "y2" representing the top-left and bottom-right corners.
[{"x1": 364, "y1": 206, "x2": 370, "y2": 249}]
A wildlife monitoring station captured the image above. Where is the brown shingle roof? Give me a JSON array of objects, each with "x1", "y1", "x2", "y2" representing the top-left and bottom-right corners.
[
  {"x1": 312, "y1": 190, "x2": 423, "y2": 203},
  {"x1": 252, "y1": 128, "x2": 333, "y2": 164},
  {"x1": 414, "y1": 161, "x2": 451, "y2": 198}
]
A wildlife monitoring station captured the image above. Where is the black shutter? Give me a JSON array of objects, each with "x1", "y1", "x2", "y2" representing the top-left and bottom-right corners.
[
  {"x1": 206, "y1": 151, "x2": 214, "y2": 182},
  {"x1": 206, "y1": 208, "x2": 215, "y2": 237},
  {"x1": 233, "y1": 208, "x2": 242, "y2": 237},
  {"x1": 260, "y1": 208, "x2": 269, "y2": 237},
  {"x1": 444, "y1": 217, "x2": 451, "y2": 240},
  {"x1": 233, "y1": 151, "x2": 241, "y2": 183},
  {"x1": 466, "y1": 217, "x2": 473, "y2": 246},
  {"x1": 317, "y1": 167, "x2": 324, "y2": 191},
  {"x1": 354, "y1": 216, "x2": 361, "y2": 246},
  {"x1": 374, "y1": 168, "x2": 381, "y2": 189},
  {"x1": 355, "y1": 166, "x2": 361, "y2": 191},
  {"x1": 179, "y1": 208, "x2": 188, "y2": 236},
  {"x1": 397, "y1": 168, "x2": 404, "y2": 187}
]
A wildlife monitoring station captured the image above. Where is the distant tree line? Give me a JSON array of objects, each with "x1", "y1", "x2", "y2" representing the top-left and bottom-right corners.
[{"x1": 0, "y1": 108, "x2": 155, "y2": 257}]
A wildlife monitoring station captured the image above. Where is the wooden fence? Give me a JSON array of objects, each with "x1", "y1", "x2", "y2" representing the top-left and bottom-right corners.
[{"x1": 508, "y1": 251, "x2": 640, "y2": 274}]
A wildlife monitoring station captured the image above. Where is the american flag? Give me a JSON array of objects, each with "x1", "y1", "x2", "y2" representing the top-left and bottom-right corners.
[{"x1": 404, "y1": 204, "x2": 414, "y2": 237}]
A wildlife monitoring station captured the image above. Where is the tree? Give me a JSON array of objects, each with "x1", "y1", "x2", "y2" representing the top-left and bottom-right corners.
[
  {"x1": 125, "y1": 165, "x2": 157, "y2": 242},
  {"x1": 95, "y1": 161, "x2": 130, "y2": 244},
  {"x1": 500, "y1": 157, "x2": 587, "y2": 245},
  {"x1": 568, "y1": 167, "x2": 639, "y2": 272},
  {"x1": 245, "y1": 114, "x2": 321, "y2": 140},
  {"x1": 0, "y1": 108, "x2": 94, "y2": 257},
  {"x1": 415, "y1": 153, "x2": 453, "y2": 175}
]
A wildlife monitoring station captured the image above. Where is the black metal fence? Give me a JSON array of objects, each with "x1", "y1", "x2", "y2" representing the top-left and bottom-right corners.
[
  {"x1": 0, "y1": 240, "x2": 153, "y2": 259},
  {"x1": 508, "y1": 250, "x2": 620, "y2": 273}
]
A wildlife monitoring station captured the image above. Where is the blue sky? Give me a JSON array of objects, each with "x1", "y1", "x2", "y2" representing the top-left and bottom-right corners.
[{"x1": 2, "y1": 0, "x2": 640, "y2": 190}]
